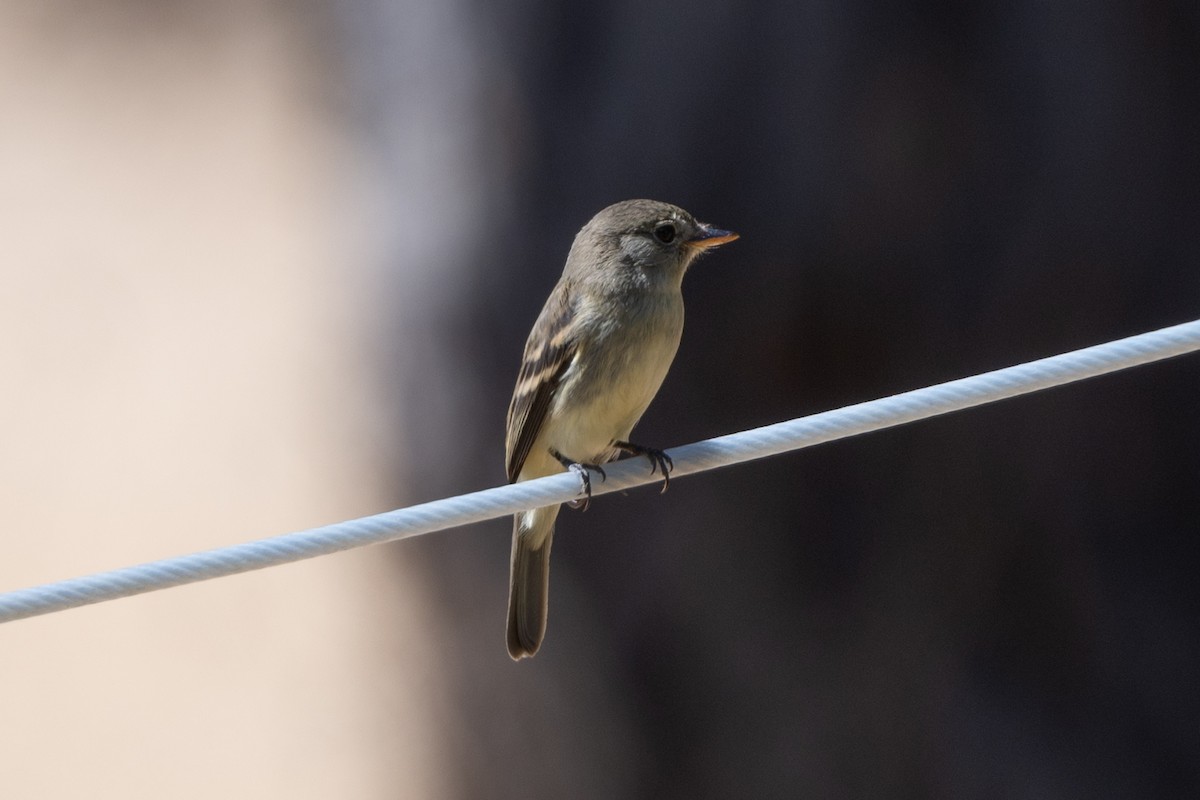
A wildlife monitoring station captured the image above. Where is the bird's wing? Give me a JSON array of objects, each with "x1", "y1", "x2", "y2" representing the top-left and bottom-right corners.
[{"x1": 505, "y1": 285, "x2": 578, "y2": 483}]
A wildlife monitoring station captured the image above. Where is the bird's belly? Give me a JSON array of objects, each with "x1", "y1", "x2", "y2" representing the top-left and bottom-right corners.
[
  {"x1": 545, "y1": 329, "x2": 679, "y2": 463},
  {"x1": 547, "y1": 400, "x2": 629, "y2": 464}
]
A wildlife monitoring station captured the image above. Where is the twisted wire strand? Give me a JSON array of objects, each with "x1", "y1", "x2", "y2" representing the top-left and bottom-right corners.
[{"x1": 2, "y1": 318, "x2": 1198, "y2": 624}]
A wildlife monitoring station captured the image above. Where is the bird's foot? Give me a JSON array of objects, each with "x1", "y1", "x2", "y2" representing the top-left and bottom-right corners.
[
  {"x1": 550, "y1": 449, "x2": 606, "y2": 511},
  {"x1": 614, "y1": 440, "x2": 674, "y2": 493}
]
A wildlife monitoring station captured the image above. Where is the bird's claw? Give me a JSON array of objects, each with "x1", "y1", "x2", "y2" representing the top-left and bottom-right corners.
[
  {"x1": 552, "y1": 449, "x2": 606, "y2": 511},
  {"x1": 565, "y1": 463, "x2": 606, "y2": 511},
  {"x1": 648, "y1": 449, "x2": 674, "y2": 493},
  {"x1": 614, "y1": 441, "x2": 674, "y2": 493}
]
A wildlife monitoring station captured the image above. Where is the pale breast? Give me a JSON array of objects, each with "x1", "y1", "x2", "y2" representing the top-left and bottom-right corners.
[{"x1": 543, "y1": 293, "x2": 684, "y2": 463}]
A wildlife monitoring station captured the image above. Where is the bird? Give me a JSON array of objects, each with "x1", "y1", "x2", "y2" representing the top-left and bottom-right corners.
[{"x1": 504, "y1": 199, "x2": 738, "y2": 659}]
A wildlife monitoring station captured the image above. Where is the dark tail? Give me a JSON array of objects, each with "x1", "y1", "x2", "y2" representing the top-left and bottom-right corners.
[{"x1": 506, "y1": 507, "x2": 558, "y2": 659}]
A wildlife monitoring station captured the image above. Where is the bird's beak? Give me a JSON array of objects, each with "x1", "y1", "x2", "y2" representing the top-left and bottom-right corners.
[{"x1": 685, "y1": 223, "x2": 740, "y2": 250}]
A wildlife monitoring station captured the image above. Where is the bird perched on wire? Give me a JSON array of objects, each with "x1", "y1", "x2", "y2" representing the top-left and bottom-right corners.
[{"x1": 504, "y1": 199, "x2": 738, "y2": 659}]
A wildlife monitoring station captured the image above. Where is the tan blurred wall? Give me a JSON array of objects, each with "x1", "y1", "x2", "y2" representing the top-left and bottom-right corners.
[{"x1": 0, "y1": 3, "x2": 446, "y2": 797}]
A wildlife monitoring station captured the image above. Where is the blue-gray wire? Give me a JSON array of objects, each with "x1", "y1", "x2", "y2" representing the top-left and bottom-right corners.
[{"x1": 2, "y1": 318, "x2": 1198, "y2": 624}]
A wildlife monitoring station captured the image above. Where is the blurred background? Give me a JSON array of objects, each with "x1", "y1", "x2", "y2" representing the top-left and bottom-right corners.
[{"x1": 1, "y1": 1, "x2": 1197, "y2": 797}]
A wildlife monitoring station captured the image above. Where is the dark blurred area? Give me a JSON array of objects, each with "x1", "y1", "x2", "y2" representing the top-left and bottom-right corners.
[{"x1": 346, "y1": 1, "x2": 1200, "y2": 797}]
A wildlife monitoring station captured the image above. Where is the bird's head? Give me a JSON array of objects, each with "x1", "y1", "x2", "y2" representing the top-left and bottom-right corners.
[{"x1": 566, "y1": 199, "x2": 738, "y2": 290}]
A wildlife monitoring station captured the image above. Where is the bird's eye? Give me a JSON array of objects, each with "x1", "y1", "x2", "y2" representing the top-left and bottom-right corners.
[{"x1": 653, "y1": 222, "x2": 678, "y2": 244}]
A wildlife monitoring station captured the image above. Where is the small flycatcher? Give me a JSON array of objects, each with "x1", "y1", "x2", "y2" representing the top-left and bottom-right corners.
[{"x1": 505, "y1": 199, "x2": 738, "y2": 659}]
